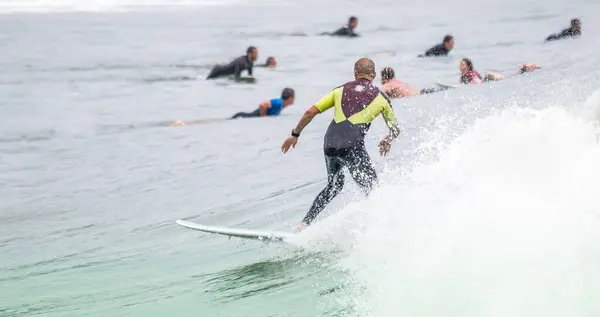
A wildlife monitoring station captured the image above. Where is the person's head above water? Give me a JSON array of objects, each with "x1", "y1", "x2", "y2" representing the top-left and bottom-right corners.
[
  {"x1": 443, "y1": 35, "x2": 455, "y2": 50},
  {"x1": 571, "y1": 18, "x2": 581, "y2": 32},
  {"x1": 348, "y1": 16, "x2": 359, "y2": 30},
  {"x1": 281, "y1": 87, "x2": 295, "y2": 105},
  {"x1": 354, "y1": 57, "x2": 376, "y2": 81},
  {"x1": 246, "y1": 46, "x2": 258, "y2": 62},
  {"x1": 459, "y1": 58, "x2": 474, "y2": 74},
  {"x1": 265, "y1": 56, "x2": 277, "y2": 68},
  {"x1": 381, "y1": 67, "x2": 395, "y2": 84}
]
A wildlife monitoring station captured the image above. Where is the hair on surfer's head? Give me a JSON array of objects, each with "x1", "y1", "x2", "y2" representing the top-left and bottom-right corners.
[
  {"x1": 281, "y1": 88, "x2": 295, "y2": 100},
  {"x1": 354, "y1": 57, "x2": 376, "y2": 80}
]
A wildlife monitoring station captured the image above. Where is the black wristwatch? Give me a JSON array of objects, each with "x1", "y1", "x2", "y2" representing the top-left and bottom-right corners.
[{"x1": 291, "y1": 129, "x2": 300, "y2": 137}]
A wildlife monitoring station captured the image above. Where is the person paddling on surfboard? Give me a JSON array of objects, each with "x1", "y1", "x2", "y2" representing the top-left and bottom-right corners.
[
  {"x1": 459, "y1": 58, "x2": 540, "y2": 84},
  {"x1": 545, "y1": 18, "x2": 581, "y2": 42},
  {"x1": 418, "y1": 34, "x2": 454, "y2": 57},
  {"x1": 206, "y1": 46, "x2": 258, "y2": 80},
  {"x1": 322, "y1": 16, "x2": 360, "y2": 37},
  {"x1": 171, "y1": 88, "x2": 295, "y2": 126},
  {"x1": 380, "y1": 67, "x2": 421, "y2": 98},
  {"x1": 459, "y1": 58, "x2": 483, "y2": 84},
  {"x1": 281, "y1": 58, "x2": 401, "y2": 232},
  {"x1": 381, "y1": 67, "x2": 449, "y2": 98},
  {"x1": 231, "y1": 88, "x2": 295, "y2": 119}
]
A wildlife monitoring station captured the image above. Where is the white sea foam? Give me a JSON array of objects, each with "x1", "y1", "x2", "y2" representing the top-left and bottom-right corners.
[{"x1": 334, "y1": 100, "x2": 600, "y2": 316}]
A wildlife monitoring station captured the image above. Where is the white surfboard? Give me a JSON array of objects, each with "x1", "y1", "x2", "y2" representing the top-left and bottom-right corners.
[{"x1": 176, "y1": 220, "x2": 295, "y2": 242}]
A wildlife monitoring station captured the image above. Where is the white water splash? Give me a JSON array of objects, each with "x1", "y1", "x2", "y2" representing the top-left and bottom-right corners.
[{"x1": 339, "y1": 100, "x2": 600, "y2": 317}]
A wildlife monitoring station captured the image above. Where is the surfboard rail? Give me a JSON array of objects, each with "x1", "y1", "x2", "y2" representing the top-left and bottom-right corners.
[{"x1": 175, "y1": 220, "x2": 295, "y2": 242}]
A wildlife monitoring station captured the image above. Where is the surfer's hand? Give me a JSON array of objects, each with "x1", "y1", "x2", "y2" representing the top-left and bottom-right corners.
[
  {"x1": 379, "y1": 139, "x2": 391, "y2": 156},
  {"x1": 172, "y1": 121, "x2": 186, "y2": 126},
  {"x1": 281, "y1": 136, "x2": 298, "y2": 154}
]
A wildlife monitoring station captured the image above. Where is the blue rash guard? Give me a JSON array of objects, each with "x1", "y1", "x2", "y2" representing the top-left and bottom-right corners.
[
  {"x1": 230, "y1": 98, "x2": 286, "y2": 119},
  {"x1": 266, "y1": 98, "x2": 285, "y2": 116}
]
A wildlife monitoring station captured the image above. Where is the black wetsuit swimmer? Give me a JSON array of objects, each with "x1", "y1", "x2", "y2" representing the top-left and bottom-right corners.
[
  {"x1": 231, "y1": 109, "x2": 260, "y2": 119},
  {"x1": 331, "y1": 26, "x2": 358, "y2": 37},
  {"x1": 546, "y1": 19, "x2": 581, "y2": 41},
  {"x1": 206, "y1": 46, "x2": 257, "y2": 79},
  {"x1": 420, "y1": 35, "x2": 454, "y2": 57},
  {"x1": 281, "y1": 59, "x2": 400, "y2": 230},
  {"x1": 325, "y1": 16, "x2": 360, "y2": 37}
]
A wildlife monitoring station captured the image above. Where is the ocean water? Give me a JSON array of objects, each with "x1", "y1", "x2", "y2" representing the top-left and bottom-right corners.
[{"x1": 1, "y1": 0, "x2": 600, "y2": 316}]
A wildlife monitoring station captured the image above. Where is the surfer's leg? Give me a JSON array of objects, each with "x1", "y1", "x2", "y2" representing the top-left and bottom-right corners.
[
  {"x1": 302, "y1": 155, "x2": 345, "y2": 225},
  {"x1": 206, "y1": 65, "x2": 224, "y2": 79},
  {"x1": 231, "y1": 109, "x2": 260, "y2": 119},
  {"x1": 347, "y1": 147, "x2": 378, "y2": 195}
]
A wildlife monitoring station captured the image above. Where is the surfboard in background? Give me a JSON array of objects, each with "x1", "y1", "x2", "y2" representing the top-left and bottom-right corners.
[{"x1": 231, "y1": 76, "x2": 257, "y2": 84}]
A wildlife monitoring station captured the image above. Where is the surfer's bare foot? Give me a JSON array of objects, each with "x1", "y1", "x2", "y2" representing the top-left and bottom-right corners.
[
  {"x1": 295, "y1": 222, "x2": 307, "y2": 233},
  {"x1": 172, "y1": 121, "x2": 186, "y2": 126}
]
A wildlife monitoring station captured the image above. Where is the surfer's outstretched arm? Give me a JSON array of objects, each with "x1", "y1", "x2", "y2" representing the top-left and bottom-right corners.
[
  {"x1": 280, "y1": 105, "x2": 321, "y2": 153},
  {"x1": 292, "y1": 106, "x2": 321, "y2": 134}
]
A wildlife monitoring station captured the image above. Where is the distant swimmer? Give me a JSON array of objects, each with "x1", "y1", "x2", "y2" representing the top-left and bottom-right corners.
[
  {"x1": 323, "y1": 16, "x2": 360, "y2": 37},
  {"x1": 546, "y1": 19, "x2": 581, "y2": 42},
  {"x1": 206, "y1": 46, "x2": 258, "y2": 80},
  {"x1": 483, "y1": 63, "x2": 540, "y2": 81},
  {"x1": 381, "y1": 67, "x2": 448, "y2": 98},
  {"x1": 459, "y1": 58, "x2": 540, "y2": 84},
  {"x1": 419, "y1": 35, "x2": 454, "y2": 57},
  {"x1": 231, "y1": 88, "x2": 295, "y2": 119},
  {"x1": 171, "y1": 88, "x2": 295, "y2": 126},
  {"x1": 256, "y1": 56, "x2": 277, "y2": 69},
  {"x1": 381, "y1": 67, "x2": 420, "y2": 98},
  {"x1": 459, "y1": 58, "x2": 483, "y2": 84},
  {"x1": 280, "y1": 58, "x2": 400, "y2": 231}
]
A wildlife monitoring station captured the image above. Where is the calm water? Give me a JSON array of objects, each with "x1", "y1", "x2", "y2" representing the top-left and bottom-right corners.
[{"x1": 2, "y1": 0, "x2": 600, "y2": 316}]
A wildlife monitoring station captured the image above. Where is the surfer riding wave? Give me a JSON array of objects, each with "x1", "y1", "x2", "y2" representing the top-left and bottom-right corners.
[{"x1": 281, "y1": 58, "x2": 401, "y2": 232}]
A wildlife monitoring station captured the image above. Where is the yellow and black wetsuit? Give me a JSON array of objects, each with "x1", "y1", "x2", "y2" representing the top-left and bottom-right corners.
[{"x1": 302, "y1": 78, "x2": 398, "y2": 225}]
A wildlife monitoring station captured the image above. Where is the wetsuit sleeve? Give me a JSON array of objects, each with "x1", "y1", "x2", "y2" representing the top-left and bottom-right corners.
[
  {"x1": 424, "y1": 44, "x2": 446, "y2": 57},
  {"x1": 248, "y1": 63, "x2": 253, "y2": 76},
  {"x1": 381, "y1": 100, "x2": 398, "y2": 128},
  {"x1": 424, "y1": 45, "x2": 438, "y2": 56},
  {"x1": 332, "y1": 27, "x2": 354, "y2": 36},
  {"x1": 233, "y1": 63, "x2": 242, "y2": 78},
  {"x1": 546, "y1": 28, "x2": 571, "y2": 41},
  {"x1": 331, "y1": 27, "x2": 345, "y2": 36},
  {"x1": 314, "y1": 90, "x2": 336, "y2": 112}
]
